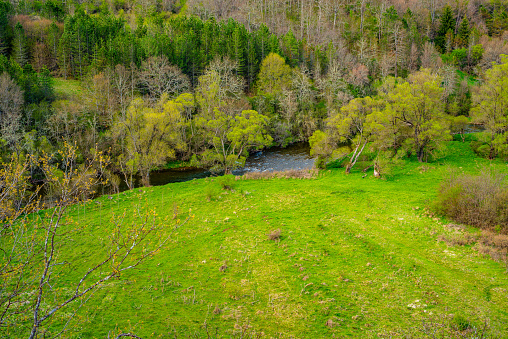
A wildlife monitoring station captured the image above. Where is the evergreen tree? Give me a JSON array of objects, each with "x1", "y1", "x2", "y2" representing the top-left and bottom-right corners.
[
  {"x1": 256, "y1": 24, "x2": 270, "y2": 61},
  {"x1": 269, "y1": 34, "x2": 280, "y2": 55},
  {"x1": 490, "y1": 8, "x2": 508, "y2": 37},
  {"x1": 457, "y1": 16, "x2": 470, "y2": 47},
  {"x1": 12, "y1": 23, "x2": 28, "y2": 67},
  {"x1": 282, "y1": 30, "x2": 299, "y2": 67},
  {"x1": 0, "y1": 0, "x2": 13, "y2": 56},
  {"x1": 435, "y1": 6, "x2": 455, "y2": 53},
  {"x1": 245, "y1": 35, "x2": 258, "y2": 90},
  {"x1": 231, "y1": 26, "x2": 245, "y2": 76}
]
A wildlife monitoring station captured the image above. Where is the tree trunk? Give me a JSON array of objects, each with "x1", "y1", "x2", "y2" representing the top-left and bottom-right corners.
[
  {"x1": 373, "y1": 163, "x2": 380, "y2": 178},
  {"x1": 141, "y1": 171, "x2": 150, "y2": 187},
  {"x1": 345, "y1": 163, "x2": 352, "y2": 174}
]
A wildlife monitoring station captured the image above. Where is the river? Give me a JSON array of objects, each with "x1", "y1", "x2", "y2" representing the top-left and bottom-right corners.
[{"x1": 133, "y1": 142, "x2": 315, "y2": 188}]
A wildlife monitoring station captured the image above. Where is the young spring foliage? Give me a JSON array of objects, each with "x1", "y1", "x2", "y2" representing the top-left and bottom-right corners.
[
  {"x1": 313, "y1": 69, "x2": 452, "y2": 171},
  {"x1": 195, "y1": 109, "x2": 272, "y2": 174},
  {"x1": 471, "y1": 55, "x2": 508, "y2": 159}
]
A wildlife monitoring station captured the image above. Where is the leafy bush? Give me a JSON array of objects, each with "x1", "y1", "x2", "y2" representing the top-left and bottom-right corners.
[
  {"x1": 218, "y1": 175, "x2": 235, "y2": 190},
  {"x1": 434, "y1": 170, "x2": 508, "y2": 232}
]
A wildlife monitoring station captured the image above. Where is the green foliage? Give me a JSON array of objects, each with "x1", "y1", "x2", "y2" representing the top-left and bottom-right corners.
[
  {"x1": 0, "y1": 0, "x2": 13, "y2": 56},
  {"x1": 198, "y1": 109, "x2": 272, "y2": 173},
  {"x1": 450, "y1": 115, "x2": 469, "y2": 142},
  {"x1": 371, "y1": 70, "x2": 451, "y2": 162},
  {"x1": 435, "y1": 6, "x2": 455, "y2": 53},
  {"x1": 471, "y1": 55, "x2": 508, "y2": 159},
  {"x1": 111, "y1": 94, "x2": 188, "y2": 185},
  {"x1": 256, "y1": 53, "x2": 292, "y2": 96},
  {"x1": 457, "y1": 16, "x2": 471, "y2": 47},
  {"x1": 218, "y1": 174, "x2": 235, "y2": 190},
  {"x1": 12, "y1": 22, "x2": 28, "y2": 67}
]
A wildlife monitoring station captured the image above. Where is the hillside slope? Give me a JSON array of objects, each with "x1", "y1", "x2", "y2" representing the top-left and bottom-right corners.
[{"x1": 15, "y1": 141, "x2": 508, "y2": 338}]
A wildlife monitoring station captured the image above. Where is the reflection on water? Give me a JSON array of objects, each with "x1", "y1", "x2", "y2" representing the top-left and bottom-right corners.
[{"x1": 147, "y1": 142, "x2": 315, "y2": 187}]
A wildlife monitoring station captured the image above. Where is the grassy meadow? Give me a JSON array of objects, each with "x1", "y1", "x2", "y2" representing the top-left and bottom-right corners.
[{"x1": 13, "y1": 139, "x2": 508, "y2": 338}]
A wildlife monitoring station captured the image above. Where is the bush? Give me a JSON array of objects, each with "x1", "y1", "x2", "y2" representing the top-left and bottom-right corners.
[
  {"x1": 218, "y1": 175, "x2": 235, "y2": 190},
  {"x1": 267, "y1": 229, "x2": 281, "y2": 241},
  {"x1": 434, "y1": 170, "x2": 508, "y2": 232}
]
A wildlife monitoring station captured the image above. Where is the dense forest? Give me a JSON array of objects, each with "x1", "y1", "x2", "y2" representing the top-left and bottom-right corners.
[{"x1": 1, "y1": 0, "x2": 508, "y2": 190}]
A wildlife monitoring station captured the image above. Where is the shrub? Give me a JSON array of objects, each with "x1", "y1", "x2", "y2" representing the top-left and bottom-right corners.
[
  {"x1": 218, "y1": 175, "x2": 235, "y2": 190},
  {"x1": 267, "y1": 229, "x2": 281, "y2": 241},
  {"x1": 434, "y1": 170, "x2": 508, "y2": 232}
]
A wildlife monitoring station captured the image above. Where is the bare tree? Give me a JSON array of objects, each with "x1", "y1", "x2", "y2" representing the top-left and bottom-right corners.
[
  {"x1": 0, "y1": 73, "x2": 23, "y2": 147},
  {"x1": 111, "y1": 64, "x2": 135, "y2": 117},
  {"x1": 390, "y1": 23, "x2": 407, "y2": 77},
  {"x1": 421, "y1": 41, "x2": 442, "y2": 70},
  {"x1": 0, "y1": 143, "x2": 188, "y2": 337},
  {"x1": 378, "y1": 52, "x2": 395, "y2": 78},
  {"x1": 138, "y1": 56, "x2": 191, "y2": 100},
  {"x1": 196, "y1": 57, "x2": 245, "y2": 117}
]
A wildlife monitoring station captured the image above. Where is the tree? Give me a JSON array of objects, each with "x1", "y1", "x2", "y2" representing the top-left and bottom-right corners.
[
  {"x1": 0, "y1": 144, "x2": 187, "y2": 337},
  {"x1": 12, "y1": 22, "x2": 28, "y2": 67},
  {"x1": 195, "y1": 57, "x2": 245, "y2": 120},
  {"x1": 256, "y1": 52, "x2": 292, "y2": 96},
  {"x1": 435, "y1": 6, "x2": 455, "y2": 53},
  {"x1": 111, "y1": 64, "x2": 135, "y2": 117},
  {"x1": 138, "y1": 56, "x2": 191, "y2": 100},
  {"x1": 420, "y1": 42, "x2": 442, "y2": 70},
  {"x1": 456, "y1": 15, "x2": 470, "y2": 48},
  {"x1": 0, "y1": 0, "x2": 13, "y2": 56},
  {"x1": 451, "y1": 115, "x2": 469, "y2": 142},
  {"x1": 111, "y1": 94, "x2": 189, "y2": 186},
  {"x1": 370, "y1": 69, "x2": 451, "y2": 162},
  {"x1": 326, "y1": 96, "x2": 379, "y2": 173},
  {"x1": 197, "y1": 109, "x2": 272, "y2": 173},
  {"x1": 316, "y1": 59, "x2": 350, "y2": 116},
  {"x1": 471, "y1": 55, "x2": 508, "y2": 159},
  {"x1": 0, "y1": 72, "x2": 23, "y2": 147}
]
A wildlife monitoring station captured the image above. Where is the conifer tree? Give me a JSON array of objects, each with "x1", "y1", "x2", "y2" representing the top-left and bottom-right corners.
[
  {"x1": 12, "y1": 22, "x2": 28, "y2": 67},
  {"x1": 0, "y1": 1, "x2": 12, "y2": 56},
  {"x1": 231, "y1": 26, "x2": 244, "y2": 76},
  {"x1": 457, "y1": 16, "x2": 470, "y2": 47},
  {"x1": 435, "y1": 6, "x2": 455, "y2": 53}
]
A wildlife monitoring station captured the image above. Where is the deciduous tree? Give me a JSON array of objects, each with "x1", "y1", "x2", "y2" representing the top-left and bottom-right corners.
[
  {"x1": 471, "y1": 55, "x2": 508, "y2": 158},
  {"x1": 256, "y1": 52, "x2": 292, "y2": 96},
  {"x1": 111, "y1": 94, "x2": 188, "y2": 186},
  {"x1": 197, "y1": 109, "x2": 272, "y2": 173}
]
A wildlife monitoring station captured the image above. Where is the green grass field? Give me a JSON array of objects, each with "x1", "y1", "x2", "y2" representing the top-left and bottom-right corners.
[
  {"x1": 53, "y1": 77, "x2": 84, "y2": 99},
  {"x1": 11, "y1": 140, "x2": 508, "y2": 338}
]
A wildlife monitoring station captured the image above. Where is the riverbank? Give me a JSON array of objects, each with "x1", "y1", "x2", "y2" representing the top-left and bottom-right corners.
[{"x1": 11, "y1": 139, "x2": 508, "y2": 338}]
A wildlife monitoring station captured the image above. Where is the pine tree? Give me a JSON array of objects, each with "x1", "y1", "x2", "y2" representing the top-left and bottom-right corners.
[
  {"x1": 231, "y1": 26, "x2": 244, "y2": 76},
  {"x1": 457, "y1": 16, "x2": 470, "y2": 47},
  {"x1": 282, "y1": 30, "x2": 299, "y2": 67},
  {"x1": 269, "y1": 34, "x2": 280, "y2": 55},
  {"x1": 256, "y1": 24, "x2": 270, "y2": 61},
  {"x1": 245, "y1": 35, "x2": 258, "y2": 90},
  {"x1": 12, "y1": 22, "x2": 28, "y2": 67},
  {"x1": 0, "y1": 1, "x2": 12, "y2": 56},
  {"x1": 435, "y1": 6, "x2": 455, "y2": 53}
]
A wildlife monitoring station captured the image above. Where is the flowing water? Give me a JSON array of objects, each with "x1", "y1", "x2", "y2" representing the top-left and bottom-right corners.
[{"x1": 147, "y1": 142, "x2": 315, "y2": 187}]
